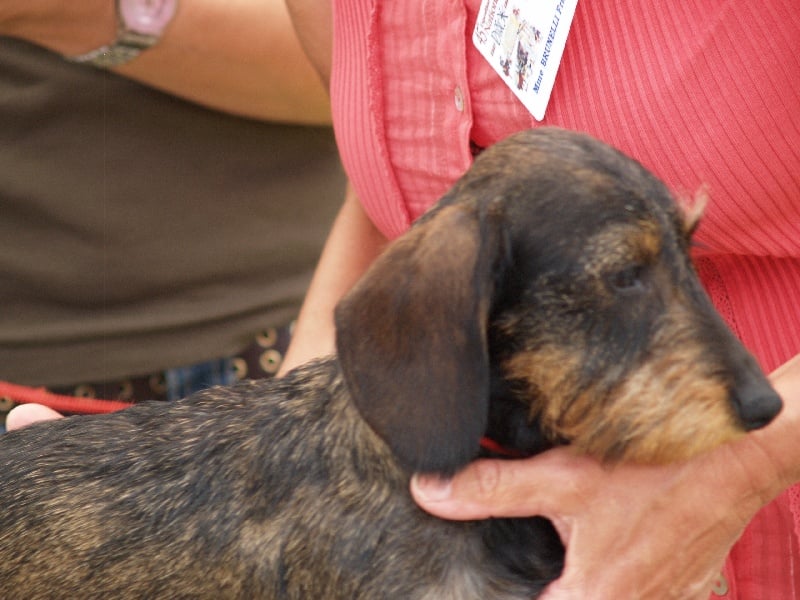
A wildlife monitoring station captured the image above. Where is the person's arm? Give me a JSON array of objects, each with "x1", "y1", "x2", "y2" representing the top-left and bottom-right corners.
[
  {"x1": 285, "y1": 0, "x2": 333, "y2": 88},
  {"x1": 279, "y1": 184, "x2": 388, "y2": 374},
  {"x1": 411, "y1": 352, "x2": 800, "y2": 599},
  {"x1": 0, "y1": 0, "x2": 330, "y2": 123}
]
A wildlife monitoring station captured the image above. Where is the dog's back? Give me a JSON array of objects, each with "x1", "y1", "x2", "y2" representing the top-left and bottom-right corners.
[{"x1": 0, "y1": 360, "x2": 557, "y2": 599}]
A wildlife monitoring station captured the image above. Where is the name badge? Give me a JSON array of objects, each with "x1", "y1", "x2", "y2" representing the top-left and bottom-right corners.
[{"x1": 473, "y1": 0, "x2": 578, "y2": 121}]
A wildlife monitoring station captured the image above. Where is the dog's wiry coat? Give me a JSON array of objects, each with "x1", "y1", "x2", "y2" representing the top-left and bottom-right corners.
[
  {"x1": 0, "y1": 128, "x2": 781, "y2": 599},
  {"x1": 0, "y1": 364, "x2": 556, "y2": 598}
]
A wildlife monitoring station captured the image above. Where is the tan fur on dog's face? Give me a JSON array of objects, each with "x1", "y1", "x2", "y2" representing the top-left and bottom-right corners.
[
  {"x1": 495, "y1": 202, "x2": 741, "y2": 463},
  {"x1": 502, "y1": 289, "x2": 744, "y2": 464},
  {"x1": 478, "y1": 145, "x2": 775, "y2": 464}
]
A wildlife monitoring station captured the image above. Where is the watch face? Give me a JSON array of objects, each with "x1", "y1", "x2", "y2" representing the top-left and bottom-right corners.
[{"x1": 119, "y1": 0, "x2": 179, "y2": 36}]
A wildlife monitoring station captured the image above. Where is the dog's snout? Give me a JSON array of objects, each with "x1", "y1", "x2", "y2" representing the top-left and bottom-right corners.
[{"x1": 731, "y1": 381, "x2": 783, "y2": 431}]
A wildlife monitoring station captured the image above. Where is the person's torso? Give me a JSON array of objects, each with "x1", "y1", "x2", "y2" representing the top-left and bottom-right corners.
[{"x1": 0, "y1": 38, "x2": 345, "y2": 385}]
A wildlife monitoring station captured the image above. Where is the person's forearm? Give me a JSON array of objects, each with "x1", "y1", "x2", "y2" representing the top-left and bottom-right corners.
[
  {"x1": 0, "y1": 0, "x2": 330, "y2": 123},
  {"x1": 280, "y1": 184, "x2": 388, "y2": 374},
  {"x1": 285, "y1": 0, "x2": 333, "y2": 87}
]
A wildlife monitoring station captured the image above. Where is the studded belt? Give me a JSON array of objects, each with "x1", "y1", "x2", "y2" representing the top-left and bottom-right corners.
[{"x1": 43, "y1": 324, "x2": 293, "y2": 404}]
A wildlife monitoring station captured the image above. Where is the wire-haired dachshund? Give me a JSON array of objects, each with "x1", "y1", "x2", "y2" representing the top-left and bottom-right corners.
[{"x1": 0, "y1": 127, "x2": 782, "y2": 599}]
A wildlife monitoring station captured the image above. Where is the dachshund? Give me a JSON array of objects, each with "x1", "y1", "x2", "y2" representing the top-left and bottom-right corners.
[{"x1": 0, "y1": 127, "x2": 782, "y2": 599}]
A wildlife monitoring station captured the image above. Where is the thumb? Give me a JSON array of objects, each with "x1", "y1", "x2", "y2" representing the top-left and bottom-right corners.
[
  {"x1": 6, "y1": 403, "x2": 64, "y2": 431},
  {"x1": 410, "y1": 448, "x2": 586, "y2": 521}
]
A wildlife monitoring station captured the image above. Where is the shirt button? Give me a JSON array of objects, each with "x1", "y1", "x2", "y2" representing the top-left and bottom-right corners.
[
  {"x1": 711, "y1": 572, "x2": 729, "y2": 596},
  {"x1": 454, "y1": 85, "x2": 465, "y2": 112}
]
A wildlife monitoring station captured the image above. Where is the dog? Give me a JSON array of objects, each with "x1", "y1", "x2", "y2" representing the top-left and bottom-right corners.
[{"x1": 0, "y1": 128, "x2": 782, "y2": 599}]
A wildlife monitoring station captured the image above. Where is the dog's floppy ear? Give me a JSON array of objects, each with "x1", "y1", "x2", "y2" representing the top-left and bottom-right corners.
[{"x1": 335, "y1": 202, "x2": 505, "y2": 474}]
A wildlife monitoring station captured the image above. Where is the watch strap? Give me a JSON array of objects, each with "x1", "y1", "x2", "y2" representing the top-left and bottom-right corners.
[
  {"x1": 67, "y1": 29, "x2": 158, "y2": 68},
  {"x1": 65, "y1": 0, "x2": 176, "y2": 68}
]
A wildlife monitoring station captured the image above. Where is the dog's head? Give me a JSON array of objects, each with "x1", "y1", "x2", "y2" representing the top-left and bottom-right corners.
[{"x1": 335, "y1": 127, "x2": 782, "y2": 474}]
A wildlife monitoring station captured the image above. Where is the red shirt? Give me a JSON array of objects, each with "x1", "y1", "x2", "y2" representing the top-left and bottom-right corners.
[{"x1": 331, "y1": 0, "x2": 800, "y2": 596}]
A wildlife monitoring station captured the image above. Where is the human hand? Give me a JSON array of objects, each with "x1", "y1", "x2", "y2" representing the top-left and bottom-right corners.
[
  {"x1": 6, "y1": 403, "x2": 64, "y2": 431},
  {"x1": 412, "y1": 449, "x2": 753, "y2": 599},
  {"x1": 411, "y1": 353, "x2": 800, "y2": 599}
]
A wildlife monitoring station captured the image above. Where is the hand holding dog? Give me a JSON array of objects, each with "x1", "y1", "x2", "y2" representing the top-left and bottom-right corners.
[
  {"x1": 413, "y1": 448, "x2": 748, "y2": 599},
  {"x1": 412, "y1": 353, "x2": 800, "y2": 600}
]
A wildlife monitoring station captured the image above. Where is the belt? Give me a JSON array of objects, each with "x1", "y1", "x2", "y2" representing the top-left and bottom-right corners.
[{"x1": 34, "y1": 324, "x2": 292, "y2": 406}]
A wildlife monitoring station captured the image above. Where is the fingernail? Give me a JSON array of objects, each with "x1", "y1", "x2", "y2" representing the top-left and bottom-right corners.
[{"x1": 411, "y1": 474, "x2": 453, "y2": 502}]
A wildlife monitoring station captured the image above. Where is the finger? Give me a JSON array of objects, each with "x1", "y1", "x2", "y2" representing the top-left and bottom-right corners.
[
  {"x1": 410, "y1": 448, "x2": 598, "y2": 520},
  {"x1": 5, "y1": 403, "x2": 64, "y2": 431}
]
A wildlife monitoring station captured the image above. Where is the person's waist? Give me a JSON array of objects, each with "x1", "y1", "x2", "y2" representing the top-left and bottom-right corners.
[{"x1": 3, "y1": 324, "x2": 292, "y2": 407}]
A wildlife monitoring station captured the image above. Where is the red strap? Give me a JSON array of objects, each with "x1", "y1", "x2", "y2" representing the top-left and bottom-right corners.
[
  {"x1": 479, "y1": 436, "x2": 527, "y2": 458},
  {"x1": 0, "y1": 381, "x2": 133, "y2": 414}
]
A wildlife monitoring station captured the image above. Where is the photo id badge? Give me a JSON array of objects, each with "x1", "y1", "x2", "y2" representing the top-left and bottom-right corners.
[{"x1": 473, "y1": 0, "x2": 578, "y2": 121}]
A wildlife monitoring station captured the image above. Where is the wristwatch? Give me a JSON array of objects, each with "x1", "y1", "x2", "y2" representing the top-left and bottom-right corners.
[{"x1": 67, "y1": 0, "x2": 179, "y2": 68}]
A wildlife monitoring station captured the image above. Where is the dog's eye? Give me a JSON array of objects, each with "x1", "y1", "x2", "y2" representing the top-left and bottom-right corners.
[{"x1": 609, "y1": 265, "x2": 645, "y2": 292}]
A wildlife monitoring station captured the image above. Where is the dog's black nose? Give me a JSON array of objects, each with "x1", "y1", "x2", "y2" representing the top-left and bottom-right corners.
[{"x1": 731, "y1": 383, "x2": 783, "y2": 431}]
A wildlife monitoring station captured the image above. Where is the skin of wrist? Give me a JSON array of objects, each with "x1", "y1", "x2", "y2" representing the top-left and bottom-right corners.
[
  {"x1": 763, "y1": 357, "x2": 800, "y2": 488},
  {"x1": 0, "y1": 0, "x2": 115, "y2": 56},
  {"x1": 719, "y1": 366, "x2": 800, "y2": 513},
  {"x1": 709, "y1": 436, "x2": 785, "y2": 526}
]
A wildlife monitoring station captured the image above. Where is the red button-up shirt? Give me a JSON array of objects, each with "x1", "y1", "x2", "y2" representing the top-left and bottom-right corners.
[{"x1": 331, "y1": 1, "x2": 800, "y2": 596}]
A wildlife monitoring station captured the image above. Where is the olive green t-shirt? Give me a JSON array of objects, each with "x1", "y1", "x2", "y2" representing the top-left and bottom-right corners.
[{"x1": 0, "y1": 38, "x2": 345, "y2": 386}]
